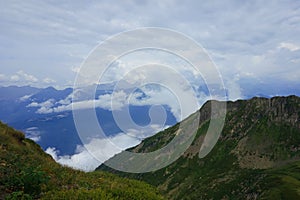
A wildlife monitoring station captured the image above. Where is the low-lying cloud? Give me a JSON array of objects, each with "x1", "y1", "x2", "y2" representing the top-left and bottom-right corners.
[{"x1": 46, "y1": 125, "x2": 166, "y2": 171}]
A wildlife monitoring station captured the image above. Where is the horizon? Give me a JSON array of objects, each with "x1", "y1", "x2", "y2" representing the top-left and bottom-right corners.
[
  {"x1": 1, "y1": 84, "x2": 299, "y2": 99},
  {"x1": 1, "y1": 1, "x2": 300, "y2": 99}
]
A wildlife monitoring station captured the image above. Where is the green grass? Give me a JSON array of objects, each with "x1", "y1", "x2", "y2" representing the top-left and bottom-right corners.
[
  {"x1": 0, "y1": 121, "x2": 164, "y2": 200},
  {"x1": 99, "y1": 96, "x2": 300, "y2": 199}
]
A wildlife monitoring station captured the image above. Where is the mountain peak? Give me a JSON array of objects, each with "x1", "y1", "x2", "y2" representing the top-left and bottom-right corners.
[{"x1": 98, "y1": 95, "x2": 300, "y2": 199}]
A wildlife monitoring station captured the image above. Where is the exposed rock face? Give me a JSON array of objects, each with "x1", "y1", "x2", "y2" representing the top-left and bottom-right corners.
[{"x1": 197, "y1": 95, "x2": 299, "y2": 128}]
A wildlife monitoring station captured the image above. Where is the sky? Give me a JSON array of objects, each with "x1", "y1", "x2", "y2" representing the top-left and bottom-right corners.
[
  {"x1": 0, "y1": 0, "x2": 299, "y2": 97},
  {"x1": 1, "y1": 1, "x2": 300, "y2": 171}
]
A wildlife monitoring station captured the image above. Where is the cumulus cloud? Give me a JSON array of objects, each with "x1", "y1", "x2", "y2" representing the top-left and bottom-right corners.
[
  {"x1": 16, "y1": 70, "x2": 38, "y2": 82},
  {"x1": 0, "y1": 71, "x2": 61, "y2": 87},
  {"x1": 27, "y1": 99, "x2": 55, "y2": 114},
  {"x1": 46, "y1": 146, "x2": 99, "y2": 172},
  {"x1": 78, "y1": 50, "x2": 205, "y2": 120},
  {"x1": 0, "y1": 70, "x2": 39, "y2": 86},
  {"x1": 129, "y1": 86, "x2": 183, "y2": 120},
  {"x1": 46, "y1": 124, "x2": 165, "y2": 171}
]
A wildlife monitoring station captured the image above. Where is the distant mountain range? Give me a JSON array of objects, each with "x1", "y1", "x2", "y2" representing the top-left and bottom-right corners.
[
  {"x1": 1, "y1": 88, "x2": 300, "y2": 199},
  {"x1": 98, "y1": 95, "x2": 300, "y2": 199},
  {"x1": 0, "y1": 85, "x2": 177, "y2": 156}
]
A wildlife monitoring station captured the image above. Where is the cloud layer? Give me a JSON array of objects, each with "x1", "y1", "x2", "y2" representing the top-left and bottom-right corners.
[
  {"x1": 46, "y1": 125, "x2": 166, "y2": 171},
  {"x1": 0, "y1": 1, "x2": 299, "y2": 96}
]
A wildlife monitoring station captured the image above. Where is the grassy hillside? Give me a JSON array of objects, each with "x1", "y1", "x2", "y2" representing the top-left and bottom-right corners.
[
  {"x1": 0, "y1": 122, "x2": 164, "y2": 200},
  {"x1": 98, "y1": 95, "x2": 300, "y2": 199}
]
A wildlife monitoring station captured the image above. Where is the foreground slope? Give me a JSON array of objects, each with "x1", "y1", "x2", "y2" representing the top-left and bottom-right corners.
[
  {"x1": 98, "y1": 95, "x2": 300, "y2": 199},
  {"x1": 0, "y1": 122, "x2": 164, "y2": 200}
]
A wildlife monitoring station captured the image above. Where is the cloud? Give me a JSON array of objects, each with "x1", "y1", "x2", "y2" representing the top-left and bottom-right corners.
[
  {"x1": 43, "y1": 77, "x2": 56, "y2": 84},
  {"x1": 278, "y1": 42, "x2": 300, "y2": 52},
  {"x1": 0, "y1": 0, "x2": 299, "y2": 97},
  {"x1": 19, "y1": 94, "x2": 32, "y2": 102},
  {"x1": 16, "y1": 70, "x2": 38, "y2": 82},
  {"x1": 0, "y1": 71, "x2": 39, "y2": 86},
  {"x1": 25, "y1": 127, "x2": 41, "y2": 142},
  {"x1": 10, "y1": 75, "x2": 20, "y2": 81},
  {"x1": 45, "y1": 125, "x2": 165, "y2": 171},
  {"x1": 129, "y1": 85, "x2": 183, "y2": 120},
  {"x1": 25, "y1": 90, "x2": 127, "y2": 114},
  {"x1": 45, "y1": 146, "x2": 99, "y2": 172},
  {"x1": 27, "y1": 99, "x2": 55, "y2": 114},
  {"x1": 28, "y1": 78, "x2": 200, "y2": 121},
  {"x1": 77, "y1": 49, "x2": 207, "y2": 119}
]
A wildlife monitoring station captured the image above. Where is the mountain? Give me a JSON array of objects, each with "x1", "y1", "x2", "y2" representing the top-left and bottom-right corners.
[
  {"x1": 0, "y1": 121, "x2": 164, "y2": 199},
  {"x1": 0, "y1": 85, "x2": 177, "y2": 158},
  {"x1": 98, "y1": 95, "x2": 300, "y2": 199},
  {"x1": 0, "y1": 86, "x2": 41, "y2": 101},
  {"x1": 30, "y1": 86, "x2": 72, "y2": 103}
]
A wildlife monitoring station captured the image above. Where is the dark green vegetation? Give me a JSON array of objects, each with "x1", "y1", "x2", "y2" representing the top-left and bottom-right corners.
[
  {"x1": 0, "y1": 122, "x2": 164, "y2": 200},
  {"x1": 98, "y1": 95, "x2": 300, "y2": 199}
]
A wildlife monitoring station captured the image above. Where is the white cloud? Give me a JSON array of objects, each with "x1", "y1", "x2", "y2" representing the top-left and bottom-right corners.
[
  {"x1": 95, "y1": 90, "x2": 127, "y2": 111},
  {"x1": 129, "y1": 86, "x2": 182, "y2": 120},
  {"x1": 25, "y1": 90, "x2": 127, "y2": 114},
  {"x1": 25, "y1": 68, "x2": 203, "y2": 120},
  {"x1": 17, "y1": 70, "x2": 38, "y2": 82},
  {"x1": 45, "y1": 124, "x2": 165, "y2": 171},
  {"x1": 278, "y1": 42, "x2": 300, "y2": 52},
  {"x1": 0, "y1": 71, "x2": 39, "y2": 86},
  {"x1": 56, "y1": 90, "x2": 127, "y2": 112},
  {"x1": 46, "y1": 146, "x2": 99, "y2": 171},
  {"x1": 43, "y1": 77, "x2": 56, "y2": 84},
  {"x1": 0, "y1": 1, "x2": 299, "y2": 98},
  {"x1": 10, "y1": 75, "x2": 20, "y2": 81},
  {"x1": 27, "y1": 99, "x2": 55, "y2": 114},
  {"x1": 30, "y1": 80, "x2": 199, "y2": 121},
  {"x1": 19, "y1": 94, "x2": 32, "y2": 102},
  {"x1": 25, "y1": 127, "x2": 41, "y2": 142}
]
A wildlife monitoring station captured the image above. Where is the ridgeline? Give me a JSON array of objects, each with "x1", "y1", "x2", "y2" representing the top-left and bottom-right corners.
[{"x1": 98, "y1": 95, "x2": 300, "y2": 199}]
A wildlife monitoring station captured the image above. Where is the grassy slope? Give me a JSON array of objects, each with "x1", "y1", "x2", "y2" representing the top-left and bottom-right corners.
[
  {"x1": 98, "y1": 96, "x2": 300, "y2": 199},
  {"x1": 0, "y1": 122, "x2": 164, "y2": 200}
]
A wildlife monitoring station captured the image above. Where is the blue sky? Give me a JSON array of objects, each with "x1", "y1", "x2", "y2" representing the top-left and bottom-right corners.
[{"x1": 0, "y1": 0, "x2": 300, "y2": 96}]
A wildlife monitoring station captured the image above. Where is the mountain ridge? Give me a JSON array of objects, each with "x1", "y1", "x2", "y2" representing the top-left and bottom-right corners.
[
  {"x1": 98, "y1": 95, "x2": 300, "y2": 199},
  {"x1": 0, "y1": 121, "x2": 164, "y2": 199}
]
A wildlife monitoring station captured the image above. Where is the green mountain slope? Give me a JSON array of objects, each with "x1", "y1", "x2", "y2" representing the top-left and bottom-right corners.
[
  {"x1": 98, "y1": 95, "x2": 300, "y2": 199},
  {"x1": 0, "y1": 122, "x2": 164, "y2": 200}
]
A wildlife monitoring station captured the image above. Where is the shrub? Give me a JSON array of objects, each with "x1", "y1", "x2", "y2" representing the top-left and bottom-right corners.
[{"x1": 5, "y1": 191, "x2": 32, "y2": 200}]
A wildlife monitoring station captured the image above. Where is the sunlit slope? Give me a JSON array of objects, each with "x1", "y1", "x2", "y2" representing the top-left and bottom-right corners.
[
  {"x1": 0, "y1": 122, "x2": 164, "y2": 200},
  {"x1": 98, "y1": 95, "x2": 300, "y2": 199}
]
